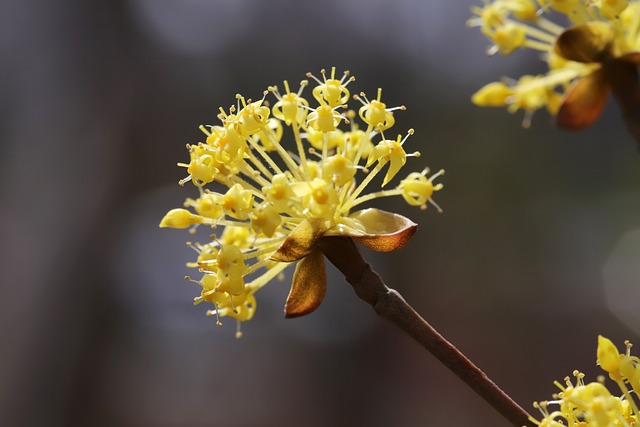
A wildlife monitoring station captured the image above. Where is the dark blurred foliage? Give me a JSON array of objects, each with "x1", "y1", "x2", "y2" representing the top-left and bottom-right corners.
[{"x1": 1, "y1": 0, "x2": 640, "y2": 426}]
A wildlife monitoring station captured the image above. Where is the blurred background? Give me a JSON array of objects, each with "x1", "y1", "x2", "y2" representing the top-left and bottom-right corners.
[{"x1": 2, "y1": 0, "x2": 640, "y2": 426}]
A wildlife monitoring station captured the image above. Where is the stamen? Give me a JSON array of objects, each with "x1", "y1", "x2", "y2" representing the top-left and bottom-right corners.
[
  {"x1": 399, "y1": 128, "x2": 414, "y2": 146},
  {"x1": 308, "y1": 147, "x2": 323, "y2": 159},
  {"x1": 430, "y1": 169, "x2": 445, "y2": 181},
  {"x1": 206, "y1": 308, "x2": 223, "y2": 326},
  {"x1": 427, "y1": 197, "x2": 443, "y2": 213},
  {"x1": 178, "y1": 175, "x2": 193, "y2": 187},
  {"x1": 235, "y1": 321, "x2": 243, "y2": 339}
]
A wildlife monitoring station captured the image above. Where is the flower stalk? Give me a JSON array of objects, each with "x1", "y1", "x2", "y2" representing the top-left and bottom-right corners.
[
  {"x1": 159, "y1": 68, "x2": 533, "y2": 425},
  {"x1": 318, "y1": 236, "x2": 532, "y2": 427}
]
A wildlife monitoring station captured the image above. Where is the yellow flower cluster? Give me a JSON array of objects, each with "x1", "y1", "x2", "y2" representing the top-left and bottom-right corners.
[
  {"x1": 531, "y1": 336, "x2": 639, "y2": 427},
  {"x1": 469, "y1": 0, "x2": 640, "y2": 128},
  {"x1": 160, "y1": 68, "x2": 444, "y2": 337}
]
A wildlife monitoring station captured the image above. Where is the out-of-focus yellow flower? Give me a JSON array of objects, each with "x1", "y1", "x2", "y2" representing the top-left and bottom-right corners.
[
  {"x1": 160, "y1": 68, "x2": 444, "y2": 336},
  {"x1": 530, "y1": 336, "x2": 640, "y2": 426},
  {"x1": 469, "y1": 0, "x2": 640, "y2": 130}
]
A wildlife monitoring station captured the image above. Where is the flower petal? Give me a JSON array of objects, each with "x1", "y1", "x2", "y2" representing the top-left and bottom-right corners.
[
  {"x1": 271, "y1": 218, "x2": 331, "y2": 262},
  {"x1": 597, "y1": 335, "x2": 621, "y2": 379},
  {"x1": 326, "y1": 208, "x2": 417, "y2": 252},
  {"x1": 557, "y1": 70, "x2": 610, "y2": 130},
  {"x1": 284, "y1": 251, "x2": 326, "y2": 318},
  {"x1": 554, "y1": 22, "x2": 614, "y2": 63}
]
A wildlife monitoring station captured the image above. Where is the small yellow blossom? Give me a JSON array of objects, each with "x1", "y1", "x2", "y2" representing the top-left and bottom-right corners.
[
  {"x1": 217, "y1": 184, "x2": 254, "y2": 220},
  {"x1": 469, "y1": 0, "x2": 640, "y2": 130},
  {"x1": 250, "y1": 203, "x2": 281, "y2": 237},
  {"x1": 184, "y1": 192, "x2": 222, "y2": 219},
  {"x1": 356, "y1": 88, "x2": 404, "y2": 131},
  {"x1": 270, "y1": 80, "x2": 309, "y2": 127},
  {"x1": 400, "y1": 168, "x2": 445, "y2": 210},
  {"x1": 159, "y1": 208, "x2": 205, "y2": 229},
  {"x1": 160, "y1": 68, "x2": 444, "y2": 335},
  {"x1": 471, "y1": 81, "x2": 514, "y2": 107},
  {"x1": 530, "y1": 336, "x2": 640, "y2": 427},
  {"x1": 308, "y1": 68, "x2": 354, "y2": 108},
  {"x1": 598, "y1": 335, "x2": 623, "y2": 379}
]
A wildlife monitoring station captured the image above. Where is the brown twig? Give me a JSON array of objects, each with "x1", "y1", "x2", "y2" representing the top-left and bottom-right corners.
[{"x1": 318, "y1": 236, "x2": 532, "y2": 427}]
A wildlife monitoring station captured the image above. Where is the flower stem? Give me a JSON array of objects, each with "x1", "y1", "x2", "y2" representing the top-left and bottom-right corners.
[{"x1": 318, "y1": 236, "x2": 532, "y2": 427}]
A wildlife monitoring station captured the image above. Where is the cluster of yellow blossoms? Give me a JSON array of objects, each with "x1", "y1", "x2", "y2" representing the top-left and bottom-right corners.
[
  {"x1": 160, "y1": 68, "x2": 443, "y2": 337},
  {"x1": 531, "y1": 336, "x2": 639, "y2": 427},
  {"x1": 469, "y1": 0, "x2": 640, "y2": 128}
]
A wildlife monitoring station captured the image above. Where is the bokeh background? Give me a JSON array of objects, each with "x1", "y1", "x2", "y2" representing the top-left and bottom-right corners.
[{"x1": 2, "y1": 0, "x2": 640, "y2": 426}]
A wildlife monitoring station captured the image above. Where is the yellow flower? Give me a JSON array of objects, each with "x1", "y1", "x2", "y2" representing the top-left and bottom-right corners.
[
  {"x1": 159, "y1": 208, "x2": 205, "y2": 229},
  {"x1": 469, "y1": 0, "x2": 640, "y2": 132},
  {"x1": 160, "y1": 68, "x2": 444, "y2": 335},
  {"x1": 530, "y1": 336, "x2": 640, "y2": 427},
  {"x1": 598, "y1": 335, "x2": 622, "y2": 379}
]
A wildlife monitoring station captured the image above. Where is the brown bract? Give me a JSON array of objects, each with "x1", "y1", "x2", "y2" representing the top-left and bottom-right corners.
[
  {"x1": 271, "y1": 208, "x2": 418, "y2": 318},
  {"x1": 326, "y1": 208, "x2": 418, "y2": 252},
  {"x1": 554, "y1": 22, "x2": 640, "y2": 135}
]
